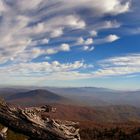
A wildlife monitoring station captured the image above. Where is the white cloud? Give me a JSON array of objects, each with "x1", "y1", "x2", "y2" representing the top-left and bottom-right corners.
[
  {"x1": 83, "y1": 46, "x2": 89, "y2": 51},
  {"x1": 85, "y1": 38, "x2": 93, "y2": 45},
  {"x1": 1, "y1": 53, "x2": 140, "y2": 84},
  {"x1": 21, "y1": 15, "x2": 85, "y2": 40},
  {"x1": 0, "y1": 0, "x2": 131, "y2": 65},
  {"x1": 59, "y1": 43, "x2": 70, "y2": 51},
  {"x1": 45, "y1": 48, "x2": 58, "y2": 55},
  {"x1": 31, "y1": 38, "x2": 49, "y2": 46},
  {"x1": 45, "y1": 43, "x2": 70, "y2": 55},
  {"x1": 49, "y1": 0, "x2": 131, "y2": 16},
  {"x1": 64, "y1": 15, "x2": 86, "y2": 29},
  {"x1": 0, "y1": 11, "x2": 85, "y2": 64},
  {"x1": 0, "y1": 0, "x2": 6, "y2": 14},
  {"x1": 77, "y1": 34, "x2": 119, "y2": 47},
  {"x1": 0, "y1": 0, "x2": 136, "y2": 85},
  {"x1": 90, "y1": 30, "x2": 98, "y2": 37},
  {"x1": 77, "y1": 37, "x2": 85, "y2": 44},
  {"x1": 41, "y1": 38, "x2": 49, "y2": 44},
  {"x1": 94, "y1": 0, "x2": 130, "y2": 15},
  {"x1": 111, "y1": 1, "x2": 130, "y2": 15},
  {"x1": 77, "y1": 37, "x2": 93, "y2": 45},
  {"x1": 0, "y1": 60, "x2": 90, "y2": 77},
  {"x1": 105, "y1": 34, "x2": 120, "y2": 42},
  {"x1": 16, "y1": 0, "x2": 43, "y2": 10},
  {"x1": 37, "y1": 15, "x2": 86, "y2": 33},
  {"x1": 50, "y1": 28, "x2": 64, "y2": 38},
  {"x1": 82, "y1": 46, "x2": 94, "y2": 51},
  {"x1": 95, "y1": 20, "x2": 121, "y2": 30},
  {"x1": 95, "y1": 34, "x2": 120, "y2": 44},
  {"x1": 100, "y1": 54, "x2": 140, "y2": 66},
  {"x1": 95, "y1": 54, "x2": 140, "y2": 77}
]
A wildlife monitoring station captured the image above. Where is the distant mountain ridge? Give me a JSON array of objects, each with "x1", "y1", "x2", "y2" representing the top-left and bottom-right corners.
[
  {"x1": 47, "y1": 87, "x2": 140, "y2": 107},
  {"x1": 0, "y1": 87, "x2": 140, "y2": 123},
  {"x1": 6, "y1": 89, "x2": 62, "y2": 100},
  {"x1": 5, "y1": 89, "x2": 69, "y2": 106},
  {"x1": 0, "y1": 87, "x2": 140, "y2": 107}
]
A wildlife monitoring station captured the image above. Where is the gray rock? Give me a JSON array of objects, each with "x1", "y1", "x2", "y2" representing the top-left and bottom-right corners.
[{"x1": 0, "y1": 99, "x2": 80, "y2": 140}]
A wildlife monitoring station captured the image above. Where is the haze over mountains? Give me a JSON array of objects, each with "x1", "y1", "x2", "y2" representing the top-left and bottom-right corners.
[
  {"x1": 0, "y1": 86, "x2": 140, "y2": 107},
  {"x1": 48, "y1": 87, "x2": 140, "y2": 107},
  {"x1": 2, "y1": 89, "x2": 69, "y2": 106},
  {"x1": 0, "y1": 87, "x2": 140, "y2": 123}
]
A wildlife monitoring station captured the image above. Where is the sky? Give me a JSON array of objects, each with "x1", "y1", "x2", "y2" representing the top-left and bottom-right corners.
[{"x1": 0, "y1": 0, "x2": 140, "y2": 90}]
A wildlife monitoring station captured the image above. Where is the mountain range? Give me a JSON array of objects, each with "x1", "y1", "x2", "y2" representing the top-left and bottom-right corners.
[
  {"x1": 4, "y1": 89, "x2": 69, "y2": 106},
  {"x1": 0, "y1": 87, "x2": 140, "y2": 107},
  {"x1": 0, "y1": 87, "x2": 140, "y2": 123},
  {"x1": 47, "y1": 87, "x2": 140, "y2": 107}
]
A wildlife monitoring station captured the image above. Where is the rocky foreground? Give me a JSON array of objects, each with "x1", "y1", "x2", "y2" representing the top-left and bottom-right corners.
[{"x1": 0, "y1": 99, "x2": 80, "y2": 140}]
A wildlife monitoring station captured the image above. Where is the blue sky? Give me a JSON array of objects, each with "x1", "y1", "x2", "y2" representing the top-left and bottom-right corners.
[{"x1": 0, "y1": 0, "x2": 140, "y2": 90}]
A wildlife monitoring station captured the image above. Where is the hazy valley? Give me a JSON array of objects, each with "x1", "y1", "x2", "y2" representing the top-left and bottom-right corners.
[
  {"x1": 1, "y1": 87, "x2": 140, "y2": 107},
  {"x1": 0, "y1": 87, "x2": 140, "y2": 123},
  {"x1": 0, "y1": 87, "x2": 140, "y2": 140}
]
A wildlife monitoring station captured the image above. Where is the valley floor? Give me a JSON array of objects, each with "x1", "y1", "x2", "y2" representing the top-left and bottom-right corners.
[{"x1": 80, "y1": 121, "x2": 140, "y2": 140}]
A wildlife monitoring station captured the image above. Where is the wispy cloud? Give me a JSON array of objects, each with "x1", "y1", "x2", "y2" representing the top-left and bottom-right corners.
[
  {"x1": 45, "y1": 43, "x2": 70, "y2": 55},
  {"x1": 0, "y1": 0, "x2": 132, "y2": 64},
  {"x1": 1, "y1": 53, "x2": 140, "y2": 83},
  {"x1": 0, "y1": 60, "x2": 92, "y2": 78},
  {"x1": 95, "y1": 53, "x2": 140, "y2": 77},
  {"x1": 82, "y1": 46, "x2": 95, "y2": 52},
  {"x1": 94, "y1": 34, "x2": 120, "y2": 44},
  {"x1": 1, "y1": 0, "x2": 139, "y2": 87}
]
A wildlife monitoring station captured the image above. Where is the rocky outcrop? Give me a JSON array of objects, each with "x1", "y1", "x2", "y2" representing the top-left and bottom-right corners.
[
  {"x1": 0, "y1": 99, "x2": 80, "y2": 140},
  {"x1": 0, "y1": 127, "x2": 8, "y2": 140}
]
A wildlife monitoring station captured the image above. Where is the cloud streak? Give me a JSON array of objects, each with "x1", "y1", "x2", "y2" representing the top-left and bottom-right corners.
[
  {"x1": 95, "y1": 54, "x2": 140, "y2": 77},
  {"x1": 0, "y1": 0, "x2": 132, "y2": 64},
  {"x1": 0, "y1": 0, "x2": 139, "y2": 87}
]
